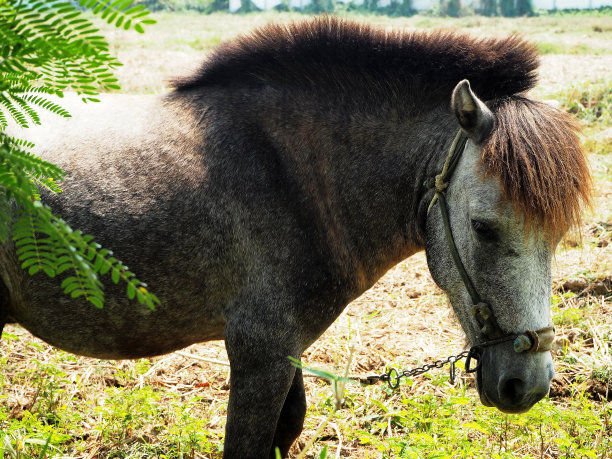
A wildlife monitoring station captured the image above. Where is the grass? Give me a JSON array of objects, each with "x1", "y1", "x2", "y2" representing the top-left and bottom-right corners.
[
  {"x1": 558, "y1": 80, "x2": 612, "y2": 127},
  {"x1": 353, "y1": 392, "x2": 609, "y2": 457},
  {"x1": 1, "y1": 10, "x2": 611, "y2": 459},
  {"x1": 536, "y1": 42, "x2": 610, "y2": 55}
]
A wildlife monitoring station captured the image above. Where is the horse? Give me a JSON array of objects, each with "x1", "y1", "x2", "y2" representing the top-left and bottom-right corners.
[{"x1": 1, "y1": 17, "x2": 591, "y2": 458}]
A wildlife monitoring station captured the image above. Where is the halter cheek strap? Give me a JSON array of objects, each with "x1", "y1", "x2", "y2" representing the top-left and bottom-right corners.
[{"x1": 425, "y1": 131, "x2": 555, "y2": 370}]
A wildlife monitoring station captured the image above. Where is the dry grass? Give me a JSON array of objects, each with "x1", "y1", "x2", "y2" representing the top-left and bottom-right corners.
[{"x1": 1, "y1": 11, "x2": 611, "y2": 459}]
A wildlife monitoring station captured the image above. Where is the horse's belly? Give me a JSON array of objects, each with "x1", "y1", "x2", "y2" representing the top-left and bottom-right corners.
[
  {"x1": 17, "y1": 311, "x2": 226, "y2": 360},
  {"x1": 10, "y1": 280, "x2": 226, "y2": 360}
]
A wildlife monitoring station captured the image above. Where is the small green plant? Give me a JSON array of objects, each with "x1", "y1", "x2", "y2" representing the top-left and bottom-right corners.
[
  {"x1": 591, "y1": 366, "x2": 611, "y2": 383},
  {"x1": 353, "y1": 386, "x2": 608, "y2": 458},
  {"x1": 558, "y1": 80, "x2": 612, "y2": 126}
]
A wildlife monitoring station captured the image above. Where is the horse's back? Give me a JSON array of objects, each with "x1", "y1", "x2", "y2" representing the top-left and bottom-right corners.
[
  {"x1": 1, "y1": 92, "x2": 335, "y2": 360},
  {"x1": 1, "y1": 93, "x2": 237, "y2": 357}
]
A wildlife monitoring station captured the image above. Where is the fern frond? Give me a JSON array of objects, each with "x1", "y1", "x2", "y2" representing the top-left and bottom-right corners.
[
  {"x1": 13, "y1": 200, "x2": 104, "y2": 304},
  {"x1": 23, "y1": 95, "x2": 71, "y2": 118},
  {"x1": 0, "y1": 1, "x2": 151, "y2": 100},
  {"x1": 29, "y1": 175, "x2": 63, "y2": 194},
  {"x1": 0, "y1": 136, "x2": 65, "y2": 180},
  {"x1": 7, "y1": 92, "x2": 41, "y2": 125},
  {"x1": 10, "y1": 196, "x2": 160, "y2": 310},
  {"x1": 0, "y1": 106, "x2": 7, "y2": 130},
  {"x1": 0, "y1": 193, "x2": 11, "y2": 243},
  {"x1": 1, "y1": 0, "x2": 160, "y2": 310},
  {"x1": 0, "y1": 93, "x2": 29, "y2": 128},
  {"x1": 2, "y1": 134, "x2": 35, "y2": 150},
  {"x1": 78, "y1": 0, "x2": 156, "y2": 33}
]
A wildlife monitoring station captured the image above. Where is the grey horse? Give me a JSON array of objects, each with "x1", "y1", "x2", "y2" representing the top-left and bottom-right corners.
[{"x1": 1, "y1": 18, "x2": 591, "y2": 458}]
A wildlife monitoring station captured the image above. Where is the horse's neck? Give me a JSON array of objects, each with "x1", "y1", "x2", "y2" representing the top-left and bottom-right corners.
[{"x1": 255, "y1": 91, "x2": 455, "y2": 289}]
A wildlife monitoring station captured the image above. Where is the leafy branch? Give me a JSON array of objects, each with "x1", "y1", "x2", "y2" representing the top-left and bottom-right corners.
[
  {"x1": 12, "y1": 199, "x2": 159, "y2": 310},
  {"x1": 0, "y1": 1, "x2": 160, "y2": 310}
]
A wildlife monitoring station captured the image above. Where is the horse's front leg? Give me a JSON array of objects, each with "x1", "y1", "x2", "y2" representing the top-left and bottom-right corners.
[
  {"x1": 273, "y1": 367, "x2": 306, "y2": 456},
  {"x1": 224, "y1": 315, "x2": 306, "y2": 458}
]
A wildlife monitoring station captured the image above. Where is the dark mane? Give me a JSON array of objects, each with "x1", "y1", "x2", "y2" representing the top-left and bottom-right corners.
[
  {"x1": 173, "y1": 17, "x2": 591, "y2": 239},
  {"x1": 173, "y1": 16, "x2": 539, "y2": 102}
]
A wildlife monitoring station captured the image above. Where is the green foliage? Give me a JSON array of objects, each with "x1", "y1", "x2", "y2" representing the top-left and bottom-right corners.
[
  {"x1": 477, "y1": 0, "x2": 534, "y2": 17},
  {"x1": 293, "y1": 371, "x2": 612, "y2": 458},
  {"x1": 480, "y1": 0, "x2": 497, "y2": 15},
  {"x1": 558, "y1": 79, "x2": 612, "y2": 126},
  {"x1": 1, "y1": 1, "x2": 154, "y2": 102},
  {"x1": 135, "y1": 0, "x2": 225, "y2": 12},
  {"x1": 0, "y1": 348, "x2": 225, "y2": 457},
  {"x1": 545, "y1": 5, "x2": 612, "y2": 16},
  {"x1": 236, "y1": 0, "x2": 261, "y2": 12},
  {"x1": 0, "y1": 1, "x2": 160, "y2": 309},
  {"x1": 435, "y1": 0, "x2": 461, "y2": 17}
]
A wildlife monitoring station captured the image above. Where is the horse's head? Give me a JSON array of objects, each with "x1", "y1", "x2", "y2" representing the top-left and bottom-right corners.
[{"x1": 424, "y1": 80, "x2": 591, "y2": 413}]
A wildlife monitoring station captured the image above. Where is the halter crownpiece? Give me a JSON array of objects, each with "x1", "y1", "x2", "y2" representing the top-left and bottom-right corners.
[{"x1": 425, "y1": 130, "x2": 555, "y2": 371}]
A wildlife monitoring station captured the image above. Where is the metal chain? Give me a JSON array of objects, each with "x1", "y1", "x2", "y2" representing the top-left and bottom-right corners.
[{"x1": 356, "y1": 349, "x2": 471, "y2": 388}]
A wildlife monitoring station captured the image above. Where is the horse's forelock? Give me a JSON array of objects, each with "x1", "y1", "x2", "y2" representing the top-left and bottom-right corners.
[{"x1": 481, "y1": 97, "x2": 592, "y2": 242}]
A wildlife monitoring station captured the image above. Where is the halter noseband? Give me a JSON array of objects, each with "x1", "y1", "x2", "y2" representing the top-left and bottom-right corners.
[{"x1": 425, "y1": 130, "x2": 555, "y2": 373}]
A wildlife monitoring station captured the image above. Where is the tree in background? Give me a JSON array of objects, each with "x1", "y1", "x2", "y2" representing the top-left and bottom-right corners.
[
  {"x1": 480, "y1": 0, "x2": 498, "y2": 15},
  {"x1": 0, "y1": 0, "x2": 159, "y2": 309},
  {"x1": 135, "y1": 0, "x2": 228, "y2": 11},
  {"x1": 515, "y1": 0, "x2": 534, "y2": 15},
  {"x1": 499, "y1": 0, "x2": 514, "y2": 15},
  {"x1": 387, "y1": 0, "x2": 415, "y2": 16},
  {"x1": 491, "y1": 0, "x2": 534, "y2": 16},
  {"x1": 443, "y1": 0, "x2": 461, "y2": 16},
  {"x1": 306, "y1": 0, "x2": 335, "y2": 13}
]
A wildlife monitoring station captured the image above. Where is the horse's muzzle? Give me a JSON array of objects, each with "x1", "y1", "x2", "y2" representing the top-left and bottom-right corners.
[{"x1": 475, "y1": 344, "x2": 554, "y2": 413}]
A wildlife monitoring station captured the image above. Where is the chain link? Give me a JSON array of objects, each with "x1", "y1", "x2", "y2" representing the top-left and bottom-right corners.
[{"x1": 357, "y1": 350, "x2": 471, "y2": 388}]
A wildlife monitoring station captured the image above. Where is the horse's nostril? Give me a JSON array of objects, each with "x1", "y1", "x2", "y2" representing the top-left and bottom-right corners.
[{"x1": 500, "y1": 377, "x2": 526, "y2": 405}]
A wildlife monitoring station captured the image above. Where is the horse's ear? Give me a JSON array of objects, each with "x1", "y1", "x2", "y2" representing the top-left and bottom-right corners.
[{"x1": 451, "y1": 80, "x2": 494, "y2": 143}]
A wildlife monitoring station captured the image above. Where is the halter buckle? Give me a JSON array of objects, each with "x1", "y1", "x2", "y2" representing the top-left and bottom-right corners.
[{"x1": 515, "y1": 326, "x2": 555, "y2": 353}]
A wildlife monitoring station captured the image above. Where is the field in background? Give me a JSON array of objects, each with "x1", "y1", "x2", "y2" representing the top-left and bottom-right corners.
[{"x1": 0, "y1": 11, "x2": 610, "y2": 458}]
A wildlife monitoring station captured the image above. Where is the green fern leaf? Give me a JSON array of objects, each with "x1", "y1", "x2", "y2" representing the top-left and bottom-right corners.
[{"x1": 1, "y1": 0, "x2": 159, "y2": 310}]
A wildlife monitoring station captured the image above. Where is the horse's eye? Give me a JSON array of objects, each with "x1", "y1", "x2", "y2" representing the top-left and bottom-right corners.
[{"x1": 471, "y1": 220, "x2": 496, "y2": 240}]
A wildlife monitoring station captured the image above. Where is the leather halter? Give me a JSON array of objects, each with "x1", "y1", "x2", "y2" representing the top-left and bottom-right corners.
[{"x1": 424, "y1": 131, "x2": 555, "y2": 372}]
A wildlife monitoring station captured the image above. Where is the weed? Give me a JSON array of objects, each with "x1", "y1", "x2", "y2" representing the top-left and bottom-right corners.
[{"x1": 557, "y1": 80, "x2": 612, "y2": 126}]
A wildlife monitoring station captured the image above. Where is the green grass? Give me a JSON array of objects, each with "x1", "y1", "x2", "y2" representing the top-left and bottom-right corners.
[
  {"x1": 542, "y1": 5, "x2": 612, "y2": 17},
  {"x1": 0, "y1": 351, "x2": 225, "y2": 458},
  {"x1": 536, "y1": 42, "x2": 609, "y2": 55},
  {"x1": 351, "y1": 390, "x2": 609, "y2": 458},
  {"x1": 1, "y1": 347, "x2": 609, "y2": 458},
  {"x1": 558, "y1": 79, "x2": 612, "y2": 126}
]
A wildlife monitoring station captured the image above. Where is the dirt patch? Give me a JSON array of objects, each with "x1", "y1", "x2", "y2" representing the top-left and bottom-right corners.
[
  {"x1": 560, "y1": 276, "x2": 612, "y2": 296},
  {"x1": 535, "y1": 54, "x2": 612, "y2": 97},
  {"x1": 548, "y1": 375, "x2": 572, "y2": 399},
  {"x1": 586, "y1": 377, "x2": 612, "y2": 402},
  {"x1": 549, "y1": 373, "x2": 612, "y2": 402}
]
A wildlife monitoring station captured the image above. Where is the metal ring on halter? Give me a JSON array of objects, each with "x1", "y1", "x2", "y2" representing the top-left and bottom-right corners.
[{"x1": 464, "y1": 347, "x2": 482, "y2": 373}]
